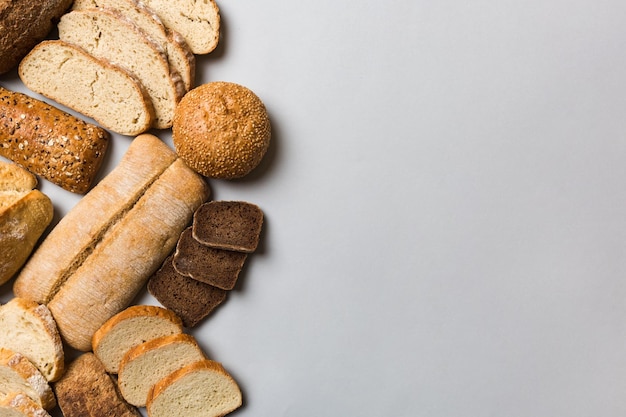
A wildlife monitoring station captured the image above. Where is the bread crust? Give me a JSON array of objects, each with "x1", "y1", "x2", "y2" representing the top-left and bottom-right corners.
[
  {"x1": 0, "y1": 391, "x2": 51, "y2": 417},
  {"x1": 0, "y1": 348, "x2": 56, "y2": 410}
]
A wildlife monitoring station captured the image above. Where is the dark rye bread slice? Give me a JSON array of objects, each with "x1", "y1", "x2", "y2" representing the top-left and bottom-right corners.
[
  {"x1": 172, "y1": 228, "x2": 247, "y2": 290},
  {"x1": 55, "y1": 353, "x2": 141, "y2": 417},
  {"x1": 148, "y1": 254, "x2": 228, "y2": 327},
  {"x1": 192, "y1": 201, "x2": 263, "y2": 253}
]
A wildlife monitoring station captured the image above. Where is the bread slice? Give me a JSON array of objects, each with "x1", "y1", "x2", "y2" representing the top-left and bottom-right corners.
[
  {"x1": 117, "y1": 333, "x2": 205, "y2": 407},
  {"x1": 148, "y1": 255, "x2": 228, "y2": 327},
  {"x1": 92, "y1": 305, "x2": 183, "y2": 374},
  {"x1": 72, "y1": 0, "x2": 195, "y2": 91},
  {"x1": 173, "y1": 227, "x2": 248, "y2": 290},
  {"x1": 0, "y1": 162, "x2": 37, "y2": 193},
  {"x1": 0, "y1": 298, "x2": 64, "y2": 382},
  {"x1": 0, "y1": 348, "x2": 55, "y2": 410},
  {"x1": 192, "y1": 201, "x2": 264, "y2": 253},
  {"x1": 146, "y1": 359, "x2": 242, "y2": 417},
  {"x1": 0, "y1": 392, "x2": 51, "y2": 417},
  {"x1": 19, "y1": 40, "x2": 154, "y2": 136},
  {"x1": 135, "y1": 0, "x2": 220, "y2": 54},
  {"x1": 55, "y1": 353, "x2": 141, "y2": 417},
  {"x1": 58, "y1": 8, "x2": 185, "y2": 129}
]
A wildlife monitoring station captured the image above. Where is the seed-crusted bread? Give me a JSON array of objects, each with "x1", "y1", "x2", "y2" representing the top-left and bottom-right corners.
[
  {"x1": 148, "y1": 255, "x2": 228, "y2": 327},
  {"x1": 0, "y1": 348, "x2": 56, "y2": 410},
  {"x1": 55, "y1": 353, "x2": 141, "y2": 417},
  {"x1": 193, "y1": 201, "x2": 264, "y2": 253},
  {"x1": 19, "y1": 40, "x2": 154, "y2": 136},
  {"x1": 0, "y1": 392, "x2": 51, "y2": 417},
  {"x1": 117, "y1": 333, "x2": 205, "y2": 407},
  {"x1": 146, "y1": 359, "x2": 242, "y2": 417},
  {"x1": 92, "y1": 305, "x2": 183, "y2": 374},
  {"x1": 58, "y1": 8, "x2": 185, "y2": 129},
  {"x1": 71, "y1": 0, "x2": 195, "y2": 91},
  {"x1": 173, "y1": 228, "x2": 247, "y2": 290},
  {"x1": 0, "y1": 298, "x2": 64, "y2": 382},
  {"x1": 134, "y1": 0, "x2": 220, "y2": 54}
]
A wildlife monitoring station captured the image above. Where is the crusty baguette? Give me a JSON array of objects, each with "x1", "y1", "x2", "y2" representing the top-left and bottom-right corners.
[
  {"x1": 0, "y1": 391, "x2": 52, "y2": 417},
  {"x1": 0, "y1": 348, "x2": 56, "y2": 410},
  {"x1": 0, "y1": 86, "x2": 110, "y2": 193}
]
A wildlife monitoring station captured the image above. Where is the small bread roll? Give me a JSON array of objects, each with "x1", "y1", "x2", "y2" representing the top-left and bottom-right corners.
[{"x1": 172, "y1": 82, "x2": 271, "y2": 179}]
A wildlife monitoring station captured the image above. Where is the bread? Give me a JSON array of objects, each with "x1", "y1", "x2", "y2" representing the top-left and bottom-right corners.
[
  {"x1": 14, "y1": 134, "x2": 210, "y2": 351},
  {"x1": 0, "y1": 85, "x2": 110, "y2": 192},
  {"x1": 0, "y1": 298, "x2": 64, "y2": 382},
  {"x1": 0, "y1": 161, "x2": 53, "y2": 285},
  {"x1": 133, "y1": 0, "x2": 220, "y2": 54},
  {"x1": 148, "y1": 255, "x2": 228, "y2": 327},
  {"x1": 146, "y1": 359, "x2": 242, "y2": 417},
  {"x1": 117, "y1": 333, "x2": 205, "y2": 407},
  {"x1": 92, "y1": 305, "x2": 183, "y2": 374},
  {"x1": 193, "y1": 201, "x2": 264, "y2": 253},
  {"x1": 173, "y1": 228, "x2": 247, "y2": 290},
  {"x1": 58, "y1": 8, "x2": 186, "y2": 129},
  {"x1": 0, "y1": 0, "x2": 72, "y2": 74},
  {"x1": 172, "y1": 82, "x2": 271, "y2": 179},
  {"x1": 0, "y1": 392, "x2": 51, "y2": 417},
  {"x1": 55, "y1": 353, "x2": 141, "y2": 417},
  {"x1": 0, "y1": 348, "x2": 56, "y2": 410},
  {"x1": 71, "y1": 0, "x2": 196, "y2": 91}
]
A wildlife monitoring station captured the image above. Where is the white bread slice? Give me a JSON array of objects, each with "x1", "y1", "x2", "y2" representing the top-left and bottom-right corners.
[
  {"x1": 92, "y1": 305, "x2": 183, "y2": 374},
  {"x1": 117, "y1": 333, "x2": 205, "y2": 407},
  {"x1": 0, "y1": 298, "x2": 64, "y2": 382},
  {"x1": 0, "y1": 348, "x2": 55, "y2": 410},
  {"x1": 72, "y1": 0, "x2": 195, "y2": 91},
  {"x1": 18, "y1": 40, "x2": 154, "y2": 136},
  {"x1": 58, "y1": 8, "x2": 185, "y2": 129},
  {"x1": 0, "y1": 392, "x2": 51, "y2": 417},
  {"x1": 136, "y1": 0, "x2": 220, "y2": 54},
  {"x1": 146, "y1": 359, "x2": 242, "y2": 417}
]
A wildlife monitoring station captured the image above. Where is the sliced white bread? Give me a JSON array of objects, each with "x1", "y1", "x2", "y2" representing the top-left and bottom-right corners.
[
  {"x1": 0, "y1": 348, "x2": 55, "y2": 410},
  {"x1": 92, "y1": 305, "x2": 183, "y2": 374},
  {"x1": 58, "y1": 8, "x2": 185, "y2": 129},
  {"x1": 117, "y1": 333, "x2": 205, "y2": 407},
  {"x1": 146, "y1": 359, "x2": 242, "y2": 417},
  {"x1": 0, "y1": 392, "x2": 51, "y2": 417},
  {"x1": 19, "y1": 40, "x2": 154, "y2": 136},
  {"x1": 134, "y1": 0, "x2": 220, "y2": 54},
  {"x1": 0, "y1": 298, "x2": 64, "y2": 382},
  {"x1": 72, "y1": 0, "x2": 195, "y2": 91}
]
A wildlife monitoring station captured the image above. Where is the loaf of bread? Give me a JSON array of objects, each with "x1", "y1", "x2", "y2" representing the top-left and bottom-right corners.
[
  {"x1": 92, "y1": 305, "x2": 183, "y2": 374},
  {"x1": 0, "y1": 348, "x2": 56, "y2": 410},
  {"x1": 117, "y1": 333, "x2": 205, "y2": 407},
  {"x1": 14, "y1": 134, "x2": 210, "y2": 351},
  {"x1": 0, "y1": 0, "x2": 72, "y2": 74},
  {"x1": 0, "y1": 86, "x2": 110, "y2": 193},
  {"x1": 58, "y1": 8, "x2": 186, "y2": 129},
  {"x1": 0, "y1": 161, "x2": 53, "y2": 285},
  {"x1": 146, "y1": 359, "x2": 242, "y2": 417},
  {"x1": 0, "y1": 298, "x2": 64, "y2": 382},
  {"x1": 19, "y1": 40, "x2": 154, "y2": 137},
  {"x1": 55, "y1": 353, "x2": 141, "y2": 417},
  {"x1": 0, "y1": 391, "x2": 52, "y2": 417}
]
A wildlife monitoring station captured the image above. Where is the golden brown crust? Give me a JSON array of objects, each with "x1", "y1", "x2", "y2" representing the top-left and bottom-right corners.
[
  {"x1": 119, "y1": 333, "x2": 200, "y2": 368},
  {"x1": 0, "y1": 348, "x2": 56, "y2": 410},
  {"x1": 172, "y1": 82, "x2": 271, "y2": 179}
]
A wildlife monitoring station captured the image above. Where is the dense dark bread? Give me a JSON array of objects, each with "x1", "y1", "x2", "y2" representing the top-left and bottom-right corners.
[
  {"x1": 55, "y1": 353, "x2": 141, "y2": 417},
  {"x1": 192, "y1": 201, "x2": 263, "y2": 253},
  {"x1": 148, "y1": 255, "x2": 228, "y2": 327},
  {"x1": 172, "y1": 228, "x2": 247, "y2": 290}
]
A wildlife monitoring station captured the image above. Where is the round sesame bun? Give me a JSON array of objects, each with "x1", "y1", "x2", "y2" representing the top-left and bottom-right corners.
[{"x1": 172, "y1": 82, "x2": 271, "y2": 179}]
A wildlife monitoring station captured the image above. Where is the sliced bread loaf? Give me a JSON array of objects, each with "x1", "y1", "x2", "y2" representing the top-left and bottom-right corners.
[
  {"x1": 146, "y1": 359, "x2": 242, "y2": 417},
  {"x1": 0, "y1": 298, "x2": 64, "y2": 382},
  {"x1": 19, "y1": 40, "x2": 154, "y2": 136},
  {"x1": 92, "y1": 305, "x2": 183, "y2": 374},
  {"x1": 0, "y1": 348, "x2": 56, "y2": 410},
  {"x1": 117, "y1": 333, "x2": 205, "y2": 407},
  {"x1": 58, "y1": 8, "x2": 185, "y2": 129},
  {"x1": 0, "y1": 392, "x2": 51, "y2": 417}
]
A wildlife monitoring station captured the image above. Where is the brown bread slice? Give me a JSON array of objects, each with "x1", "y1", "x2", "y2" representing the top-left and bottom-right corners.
[
  {"x1": 192, "y1": 201, "x2": 263, "y2": 253},
  {"x1": 172, "y1": 228, "x2": 247, "y2": 290},
  {"x1": 55, "y1": 353, "x2": 141, "y2": 417},
  {"x1": 148, "y1": 255, "x2": 228, "y2": 327}
]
